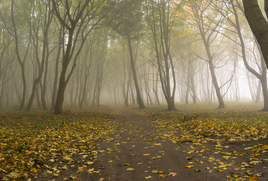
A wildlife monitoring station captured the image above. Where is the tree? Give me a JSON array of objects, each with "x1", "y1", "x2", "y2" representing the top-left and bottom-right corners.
[
  {"x1": 144, "y1": 0, "x2": 177, "y2": 111},
  {"x1": 213, "y1": 0, "x2": 268, "y2": 111},
  {"x1": 185, "y1": 0, "x2": 234, "y2": 109},
  {"x1": 242, "y1": 0, "x2": 268, "y2": 68},
  {"x1": 110, "y1": 0, "x2": 146, "y2": 109},
  {"x1": 9, "y1": 0, "x2": 32, "y2": 110},
  {"x1": 52, "y1": 0, "x2": 114, "y2": 114},
  {"x1": 25, "y1": 0, "x2": 53, "y2": 111}
]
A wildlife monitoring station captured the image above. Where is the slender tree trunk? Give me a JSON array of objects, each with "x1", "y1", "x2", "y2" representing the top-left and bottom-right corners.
[
  {"x1": 25, "y1": 2, "x2": 52, "y2": 111},
  {"x1": 201, "y1": 34, "x2": 225, "y2": 108},
  {"x1": 51, "y1": 33, "x2": 61, "y2": 110},
  {"x1": 36, "y1": 84, "x2": 41, "y2": 108},
  {"x1": 127, "y1": 33, "x2": 145, "y2": 109},
  {"x1": 255, "y1": 81, "x2": 261, "y2": 103},
  {"x1": 11, "y1": 0, "x2": 30, "y2": 110}
]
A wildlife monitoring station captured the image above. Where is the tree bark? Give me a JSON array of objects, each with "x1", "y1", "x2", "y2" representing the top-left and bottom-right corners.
[{"x1": 243, "y1": 0, "x2": 268, "y2": 68}]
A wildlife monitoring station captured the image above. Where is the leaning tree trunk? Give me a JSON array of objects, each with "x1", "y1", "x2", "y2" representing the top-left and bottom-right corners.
[
  {"x1": 127, "y1": 33, "x2": 145, "y2": 109},
  {"x1": 202, "y1": 35, "x2": 225, "y2": 109},
  {"x1": 209, "y1": 63, "x2": 225, "y2": 109},
  {"x1": 243, "y1": 0, "x2": 268, "y2": 68}
]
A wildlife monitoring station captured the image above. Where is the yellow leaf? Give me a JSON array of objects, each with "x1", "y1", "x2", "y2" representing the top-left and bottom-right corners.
[
  {"x1": 77, "y1": 167, "x2": 83, "y2": 173},
  {"x1": 30, "y1": 168, "x2": 37, "y2": 173},
  {"x1": 53, "y1": 173, "x2": 59, "y2": 177},
  {"x1": 82, "y1": 155, "x2": 88, "y2": 158},
  {"x1": 216, "y1": 168, "x2": 224, "y2": 172},
  {"x1": 159, "y1": 174, "x2": 167, "y2": 178},
  {"x1": 87, "y1": 168, "x2": 94, "y2": 174},
  {"x1": 144, "y1": 176, "x2": 152, "y2": 179},
  {"x1": 185, "y1": 165, "x2": 194, "y2": 168},
  {"x1": 127, "y1": 168, "x2": 134, "y2": 171},
  {"x1": 168, "y1": 172, "x2": 177, "y2": 176},
  {"x1": 69, "y1": 174, "x2": 77, "y2": 179},
  {"x1": 248, "y1": 175, "x2": 258, "y2": 181}
]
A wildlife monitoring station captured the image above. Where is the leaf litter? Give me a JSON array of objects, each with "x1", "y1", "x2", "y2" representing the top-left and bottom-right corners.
[{"x1": 1, "y1": 104, "x2": 268, "y2": 180}]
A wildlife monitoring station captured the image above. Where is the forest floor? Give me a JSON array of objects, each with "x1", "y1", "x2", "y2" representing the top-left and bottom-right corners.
[{"x1": 1, "y1": 103, "x2": 268, "y2": 181}]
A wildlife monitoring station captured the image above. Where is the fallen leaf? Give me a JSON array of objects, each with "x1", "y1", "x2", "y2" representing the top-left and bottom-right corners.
[
  {"x1": 144, "y1": 176, "x2": 152, "y2": 179},
  {"x1": 159, "y1": 174, "x2": 167, "y2": 178},
  {"x1": 86, "y1": 161, "x2": 94, "y2": 165},
  {"x1": 69, "y1": 174, "x2": 77, "y2": 179},
  {"x1": 127, "y1": 168, "x2": 135, "y2": 171},
  {"x1": 168, "y1": 172, "x2": 177, "y2": 176},
  {"x1": 185, "y1": 165, "x2": 194, "y2": 168},
  {"x1": 248, "y1": 175, "x2": 258, "y2": 181}
]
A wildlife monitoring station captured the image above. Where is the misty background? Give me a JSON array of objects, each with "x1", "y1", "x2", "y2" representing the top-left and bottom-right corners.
[{"x1": 0, "y1": 0, "x2": 265, "y2": 113}]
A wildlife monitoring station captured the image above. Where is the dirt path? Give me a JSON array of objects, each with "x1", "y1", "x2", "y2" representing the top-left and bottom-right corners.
[{"x1": 87, "y1": 107, "x2": 225, "y2": 181}]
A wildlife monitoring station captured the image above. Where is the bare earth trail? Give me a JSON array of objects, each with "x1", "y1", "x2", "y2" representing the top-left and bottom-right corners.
[{"x1": 88, "y1": 107, "x2": 225, "y2": 181}]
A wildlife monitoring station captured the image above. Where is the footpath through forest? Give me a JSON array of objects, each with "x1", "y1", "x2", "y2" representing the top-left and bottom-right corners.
[
  {"x1": 77, "y1": 107, "x2": 267, "y2": 181},
  {"x1": 88, "y1": 107, "x2": 221, "y2": 181},
  {"x1": 35, "y1": 106, "x2": 268, "y2": 181}
]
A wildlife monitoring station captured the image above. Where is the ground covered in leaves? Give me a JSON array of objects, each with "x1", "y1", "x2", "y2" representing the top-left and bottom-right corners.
[{"x1": 1, "y1": 103, "x2": 268, "y2": 181}]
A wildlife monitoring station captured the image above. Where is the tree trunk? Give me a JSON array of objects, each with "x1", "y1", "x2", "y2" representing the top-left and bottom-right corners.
[
  {"x1": 243, "y1": 0, "x2": 268, "y2": 68},
  {"x1": 54, "y1": 71, "x2": 67, "y2": 114},
  {"x1": 51, "y1": 30, "x2": 62, "y2": 110},
  {"x1": 200, "y1": 30, "x2": 225, "y2": 108},
  {"x1": 127, "y1": 33, "x2": 145, "y2": 109},
  {"x1": 260, "y1": 75, "x2": 268, "y2": 111},
  {"x1": 255, "y1": 81, "x2": 261, "y2": 103}
]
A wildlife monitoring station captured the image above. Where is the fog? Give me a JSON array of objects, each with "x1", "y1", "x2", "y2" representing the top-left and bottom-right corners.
[{"x1": 0, "y1": 0, "x2": 266, "y2": 113}]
